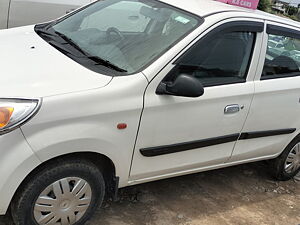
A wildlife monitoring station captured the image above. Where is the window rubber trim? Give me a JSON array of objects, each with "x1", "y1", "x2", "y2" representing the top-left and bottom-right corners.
[{"x1": 261, "y1": 72, "x2": 300, "y2": 80}]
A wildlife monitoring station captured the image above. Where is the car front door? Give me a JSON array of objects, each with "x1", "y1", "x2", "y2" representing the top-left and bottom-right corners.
[
  {"x1": 130, "y1": 18, "x2": 264, "y2": 182},
  {"x1": 8, "y1": 0, "x2": 92, "y2": 28}
]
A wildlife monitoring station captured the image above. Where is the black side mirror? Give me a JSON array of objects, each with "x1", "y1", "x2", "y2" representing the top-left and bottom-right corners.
[{"x1": 156, "y1": 74, "x2": 204, "y2": 98}]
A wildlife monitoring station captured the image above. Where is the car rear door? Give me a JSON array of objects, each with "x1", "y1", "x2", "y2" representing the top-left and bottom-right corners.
[
  {"x1": 129, "y1": 18, "x2": 264, "y2": 183},
  {"x1": 230, "y1": 21, "x2": 300, "y2": 162},
  {"x1": 0, "y1": 0, "x2": 10, "y2": 29},
  {"x1": 8, "y1": 0, "x2": 92, "y2": 28}
]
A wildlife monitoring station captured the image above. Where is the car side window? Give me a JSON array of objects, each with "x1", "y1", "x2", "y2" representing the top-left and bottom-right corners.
[
  {"x1": 165, "y1": 31, "x2": 256, "y2": 87},
  {"x1": 262, "y1": 34, "x2": 300, "y2": 79}
]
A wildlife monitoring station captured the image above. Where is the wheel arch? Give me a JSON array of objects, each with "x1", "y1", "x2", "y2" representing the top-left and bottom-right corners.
[
  {"x1": 280, "y1": 130, "x2": 300, "y2": 155},
  {"x1": 9, "y1": 151, "x2": 118, "y2": 212}
]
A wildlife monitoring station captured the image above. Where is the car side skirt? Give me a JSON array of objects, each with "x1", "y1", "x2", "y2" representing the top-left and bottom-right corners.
[{"x1": 128, "y1": 153, "x2": 282, "y2": 186}]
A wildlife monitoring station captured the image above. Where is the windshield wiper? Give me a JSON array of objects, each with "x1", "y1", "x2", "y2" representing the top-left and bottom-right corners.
[
  {"x1": 48, "y1": 40, "x2": 82, "y2": 57},
  {"x1": 55, "y1": 31, "x2": 127, "y2": 73},
  {"x1": 54, "y1": 31, "x2": 88, "y2": 56},
  {"x1": 88, "y1": 56, "x2": 127, "y2": 73}
]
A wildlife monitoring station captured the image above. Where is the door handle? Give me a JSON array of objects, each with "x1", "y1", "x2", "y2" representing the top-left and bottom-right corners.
[{"x1": 224, "y1": 104, "x2": 243, "y2": 114}]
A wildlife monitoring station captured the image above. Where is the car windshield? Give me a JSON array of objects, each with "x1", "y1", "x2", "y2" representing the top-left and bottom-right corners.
[{"x1": 45, "y1": 0, "x2": 200, "y2": 75}]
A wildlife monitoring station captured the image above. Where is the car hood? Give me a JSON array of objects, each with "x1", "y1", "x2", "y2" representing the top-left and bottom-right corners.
[{"x1": 0, "y1": 25, "x2": 113, "y2": 98}]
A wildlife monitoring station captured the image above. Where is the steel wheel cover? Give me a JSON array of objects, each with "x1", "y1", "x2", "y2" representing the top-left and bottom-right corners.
[
  {"x1": 33, "y1": 177, "x2": 92, "y2": 225},
  {"x1": 285, "y1": 143, "x2": 300, "y2": 174}
]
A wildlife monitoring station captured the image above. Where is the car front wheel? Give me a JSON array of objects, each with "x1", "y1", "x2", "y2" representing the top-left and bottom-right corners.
[{"x1": 11, "y1": 159, "x2": 105, "y2": 225}]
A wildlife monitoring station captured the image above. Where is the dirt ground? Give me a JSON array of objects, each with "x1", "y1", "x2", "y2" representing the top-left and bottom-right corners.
[{"x1": 0, "y1": 162, "x2": 299, "y2": 225}]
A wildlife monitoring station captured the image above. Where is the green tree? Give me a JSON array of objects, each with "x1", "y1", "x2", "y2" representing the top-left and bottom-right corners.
[
  {"x1": 258, "y1": 0, "x2": 271, "y2": 11},
  {"x1": 287, "y1": 6, "x2": 298, "y2": 15}
]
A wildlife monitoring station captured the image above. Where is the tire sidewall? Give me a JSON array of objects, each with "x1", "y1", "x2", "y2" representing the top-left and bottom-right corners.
[
  {"x1": 276, "y1": 137, "x2": 300, "y2": 180},
  {"x1": 14, "y1": 161, "x2": 105, "y2": 225}
]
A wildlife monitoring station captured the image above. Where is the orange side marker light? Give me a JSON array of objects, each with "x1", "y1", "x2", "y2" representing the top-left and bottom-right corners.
[{"x1": 0, "y1": 107, "x2": 14, "y2": 128}]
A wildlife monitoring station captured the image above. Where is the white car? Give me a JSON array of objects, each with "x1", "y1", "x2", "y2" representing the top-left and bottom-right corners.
[
  {"x1": 0, "y1": 0, "x2": 93, "y2": 29},
  {"x1": 0, "y1": 0, "x2": 300, "y2": 224}
]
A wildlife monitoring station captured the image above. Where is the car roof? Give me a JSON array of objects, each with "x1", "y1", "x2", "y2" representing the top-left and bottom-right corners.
[{"x1": 161, "y1": 0, "x2": 300, "y2": 29}]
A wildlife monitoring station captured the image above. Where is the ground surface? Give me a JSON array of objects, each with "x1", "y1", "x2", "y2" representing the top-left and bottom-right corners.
[{"x1": 1, "y1": 162, "x2": 299, "y2": 225}]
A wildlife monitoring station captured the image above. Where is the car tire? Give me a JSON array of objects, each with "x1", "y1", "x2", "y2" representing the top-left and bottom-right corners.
[
  {"x1": 11, "y1": 158, "x2": 105, "y2": 225},
  {"x1": 270, "y1": 137, "x2": 300, "y2": 181}
]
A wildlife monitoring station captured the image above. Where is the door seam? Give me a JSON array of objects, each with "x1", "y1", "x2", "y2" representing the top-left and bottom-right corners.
[{"x1": 226, "y1": 20, "x2": 266, "y2": 162}]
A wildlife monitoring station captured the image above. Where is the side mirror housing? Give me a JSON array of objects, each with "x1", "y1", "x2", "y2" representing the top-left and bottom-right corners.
[{"x1": 156, "y1": 74, "x2": 204, "y2": 98}]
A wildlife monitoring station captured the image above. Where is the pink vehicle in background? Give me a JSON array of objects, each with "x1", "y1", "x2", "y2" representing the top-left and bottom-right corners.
[{"x1": 217, "y1": 0, "x2": 259, "y2": 9}]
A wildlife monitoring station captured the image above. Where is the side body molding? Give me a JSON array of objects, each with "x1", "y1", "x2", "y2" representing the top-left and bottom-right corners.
[{"x1": 140, "y1": 128, "x2": 296, "y2": 157}]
